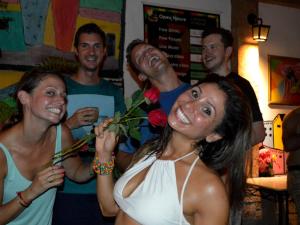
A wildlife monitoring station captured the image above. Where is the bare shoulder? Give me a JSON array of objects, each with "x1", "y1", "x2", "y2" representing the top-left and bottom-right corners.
[
  {"x1": 184, "y1": 164, "x2": 229, "y2": 224},
  {"x1": 0, "y1": 125, "x2": 12, "y2": 141},
  {"x1": 61, "y1": 123, "x2": 72, "y2": 134},
  {"x1": 189, "y1": 165, "x2": 227, "y2": 202},
  {"x1": 0, "y1": 126, "x2": 17, "y2": 149},
  {"x1": 60, "y1": 123, "x2": 73, "y2": 148}
]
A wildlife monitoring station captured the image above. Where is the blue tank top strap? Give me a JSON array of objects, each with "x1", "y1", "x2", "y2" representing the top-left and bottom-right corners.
[
  {"x1": 0, "y1": 143, "x2": 12, "y2": 164},
  {"x1": 174, "y1": 151, "x2": 196, "y2": 162},
  {"x1": 0, "y1": 125, "x2": 62, "y2": 168},
  {"x1": 0, "y1": 125, "x2": 61, "y2": 157},
  {"x1": 55, "y1": 124, "x2": 62, "y2": 154}
]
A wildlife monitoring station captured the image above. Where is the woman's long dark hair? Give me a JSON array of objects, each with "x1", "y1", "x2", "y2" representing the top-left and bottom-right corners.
[{"x1": 132, "y1": 74, "x2": 252, "y2": 215}]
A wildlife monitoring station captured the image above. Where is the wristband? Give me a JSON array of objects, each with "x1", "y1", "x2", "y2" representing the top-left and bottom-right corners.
[
  {"x1": 17, "y1": 191, "x2": 31, "y2": 208},
  {"x1": 93, "y1": 154, "x2": 115, "y2": 175}
]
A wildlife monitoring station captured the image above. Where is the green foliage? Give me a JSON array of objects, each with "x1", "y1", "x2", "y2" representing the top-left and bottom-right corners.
[
  {"x1": 106, "y1": 91, "x2": 148, "y2": 141},
  {"x1": 132, "y1": 90, "x2": 144, "y2": 105},
  {"x1": 0, "y1": 100, "x2": 17, "y2": 124},
  {"x1": 125, "y1": 97, "x2": 133, "y2": 111},
  {"x1": 37, "y1": 56, "x2": 79, "y2": 74},
  {"x1": 49, "y1": 88, "x2": 158, "y2": 166},
  {"x1": 129, "y1": 127, "x2": 141, "y2": 141},
  {"x1": 119, "y1": 124, "x2": 128, "y2": 137}
]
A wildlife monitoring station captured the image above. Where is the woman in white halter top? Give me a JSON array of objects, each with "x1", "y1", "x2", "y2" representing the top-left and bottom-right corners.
[{"x1": 95, "y1": 75, "x2": 252, "y2": 225}]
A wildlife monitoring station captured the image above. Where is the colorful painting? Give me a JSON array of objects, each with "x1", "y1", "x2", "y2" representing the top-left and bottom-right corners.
[
  {"x1": 0, "y1": 0, "x2": 125, "y2": 90},
  {"x1": 269, "y1": 55, "x2": 300, "y2": 105}
]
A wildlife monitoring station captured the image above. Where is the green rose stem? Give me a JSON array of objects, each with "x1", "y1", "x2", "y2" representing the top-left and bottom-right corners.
[
  {"x1": 43, "y1": 93, "x2": 151, "y2": 168},
  {"x1": 47, "y1": 117, "x2": 147, "y2": 166},
  {"x1": 42, "y1": 133, "x2": 96, "y2": 168},
  {"x1": 118, "y1": 116, "x2": 147, "y2": 123},
  {"x1": 52, "y1": 133, "x2": 96, "y2": 164}
]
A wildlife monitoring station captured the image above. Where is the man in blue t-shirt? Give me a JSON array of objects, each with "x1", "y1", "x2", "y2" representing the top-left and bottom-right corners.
[
  {"x1": 53, "y1": 23, "x2": 125, "y2": 225},
  {"x1": 117, "y1": 39, "x2": 190, "y2": 171}
]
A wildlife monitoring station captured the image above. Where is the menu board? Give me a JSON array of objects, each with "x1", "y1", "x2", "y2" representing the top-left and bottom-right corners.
[{"x1": 144, "y1": 5, "x2": 220, "y2": 83}]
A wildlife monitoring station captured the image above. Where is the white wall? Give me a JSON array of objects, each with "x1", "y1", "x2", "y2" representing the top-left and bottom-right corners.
[
  {"x1": 123, "y1": 0, "x2": 231, "y2": 97},
  {"x1": 258, "y1": 3, "x2": 300, "y2": 121}
]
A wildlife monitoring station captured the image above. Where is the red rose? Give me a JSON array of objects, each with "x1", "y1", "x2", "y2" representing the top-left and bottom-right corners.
[
  {"x1": 148, "y1": 108, "x2": 167, "y2": 127},
  {"x1": 144, "y1": 87, "x2": 160, "y2": 104}
]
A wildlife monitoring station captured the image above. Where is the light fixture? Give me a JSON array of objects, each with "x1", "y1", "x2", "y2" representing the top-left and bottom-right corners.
[{"x1": 247, "y1": 13, "x2": 270, "y2": 42}]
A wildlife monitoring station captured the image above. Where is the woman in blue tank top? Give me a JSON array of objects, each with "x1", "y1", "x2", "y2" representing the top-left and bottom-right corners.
[
  {"x1": 94, "y1": 75, "x2": 253, "y2": 225},
  {"x1": 0, "y1": 69, "x2": 95, "y2": 225}
]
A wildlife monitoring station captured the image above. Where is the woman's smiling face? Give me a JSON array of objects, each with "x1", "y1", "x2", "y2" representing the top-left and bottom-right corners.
[
  {"x1": 27, "y1": 74, "x2": 67, "y2": 124},
  {"x1": 168, "y1": 82, "x2": 227, "y2": 142}
]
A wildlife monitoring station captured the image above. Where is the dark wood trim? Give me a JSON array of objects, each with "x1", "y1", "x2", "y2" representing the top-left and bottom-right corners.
[{"x1": 259, "y1": 0, "x2": 300, "y2": 9}]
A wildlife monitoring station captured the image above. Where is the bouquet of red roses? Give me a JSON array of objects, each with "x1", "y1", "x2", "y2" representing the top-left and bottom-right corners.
[
  {"x1": 51, "y1": 87, "x2": 167, "y2": 165},
  {"x1": 106, "y1": 86, "x2": 166, "y2": 140}
]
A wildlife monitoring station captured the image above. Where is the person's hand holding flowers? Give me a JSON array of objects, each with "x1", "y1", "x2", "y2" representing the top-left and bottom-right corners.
[
  {"x1": 91, "y1": 86, "x2": 165, "y2": 176},
  {"x1": 92, "y1": 118, "x2": 119, "y2": 176},
  {"x1": 49, "y1": 87, "x2": 167, "y2": 166},
  {"x1": 94, "y1": 118, "x2": 118, "y2": 161}
]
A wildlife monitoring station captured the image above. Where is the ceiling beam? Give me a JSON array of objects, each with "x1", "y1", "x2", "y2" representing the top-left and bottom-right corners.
[{"x1": 259, "y1": 0, "x2": 300, "y2": 9}]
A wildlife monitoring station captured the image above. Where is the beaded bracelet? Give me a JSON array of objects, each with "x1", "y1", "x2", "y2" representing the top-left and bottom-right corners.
[
  {"x1": 17, "y1": 191, "x2": 31, "y2": 208},
  {"x1": 93, "y1": 154, "x2": 115, "y2": 175}
]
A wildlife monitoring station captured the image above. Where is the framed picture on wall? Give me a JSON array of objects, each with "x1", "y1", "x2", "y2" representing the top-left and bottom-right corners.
[
  {"x1": 143, "y1": 4, "x2": 220, "y2": 84},
  {"x1": 0, "y1": 0, "x2": 125, "y2": 91},
  {"x1": 269, "y1": 55, "x2": 300, "y2": 106}
]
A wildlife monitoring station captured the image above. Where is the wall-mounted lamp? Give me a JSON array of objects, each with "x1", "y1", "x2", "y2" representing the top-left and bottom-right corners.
[{"x1": 247, "y1": 13, "x2": 270, "y2": 42}]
